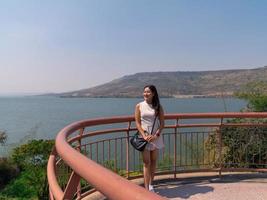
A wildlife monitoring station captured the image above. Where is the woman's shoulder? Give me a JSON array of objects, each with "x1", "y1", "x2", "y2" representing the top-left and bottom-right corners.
[{"x1": 136, "y1": 101, "x2": 145, "y2": 108}]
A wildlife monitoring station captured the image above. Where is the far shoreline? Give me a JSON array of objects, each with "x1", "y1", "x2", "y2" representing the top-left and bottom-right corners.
[
  {"x1": 57, "y1": 94, "x2": 235, "y2": 99},
  {"x1": 0, "y1": 93, "x2": 236, "y2": 99}
]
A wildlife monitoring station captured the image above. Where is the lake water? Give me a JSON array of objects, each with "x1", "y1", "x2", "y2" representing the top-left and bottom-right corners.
[{"x1": 0, "y1": 96, "x2": 247, "y2": 156}]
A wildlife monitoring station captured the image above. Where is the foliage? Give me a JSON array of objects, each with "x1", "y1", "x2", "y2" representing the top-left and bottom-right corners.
[
  {"x1": 157, "y1": 155, "x2": 173, "y2": 171},
  {"x1": 103, "y1": 159, "x2": 117, "y2": 171},
  {"x1": 235, "y1": 81, "x2": 267, "y2": 111},
  {"x1": 103, "y1": 160, "x2": 128, "y2": 176},
  {"x1": 215, "y1": 81, "x2": 267, "y2": 168},
  {"x1": 221, "y1": 118, "x2": 267, "y2": 168},
  {"x1": 0, "y1": 158, "x2": 19, "y2": 190},
  {"x1": 204, "y1": 132, "x2": 218, "y2": 167},
  {"x1": 205, "y1": 119, "x2": 267, "y2": 168},
  {"x1": 1, "y1": 170, "x2": 37, "y2": 199},
  {"x1": 11, "y1": 140, "x2": 54, "y2": 170},
  {"x1": 0, "y1": 140, "x2": 54, "y2": 199}
]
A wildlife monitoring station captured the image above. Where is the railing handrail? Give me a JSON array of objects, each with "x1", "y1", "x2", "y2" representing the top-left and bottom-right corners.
[{"x1": 47, "y1": 112, "x2": 267, "y2": 199}]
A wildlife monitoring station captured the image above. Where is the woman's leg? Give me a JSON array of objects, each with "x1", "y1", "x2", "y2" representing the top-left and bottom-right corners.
[
  {"x1": 149, "y1": 149, "x2": 159, "y2": 185},
  {"x1": 142, "y1": 149, "x2": 151, "y2": 190}
]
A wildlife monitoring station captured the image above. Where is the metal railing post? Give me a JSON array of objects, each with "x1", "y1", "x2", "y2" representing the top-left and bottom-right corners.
[
  {"x1": 218, "y1": 118, "x2": 223, "y2": 178},
  {"x1": 126, "y1": 122, "x2": 131, "y2": 179},
  {"x1": 77, "y1": 128, "x2": 84, "y2": 199},
  {"x1": 174, "y1": 119, "x2": 178, "y2": 178}
]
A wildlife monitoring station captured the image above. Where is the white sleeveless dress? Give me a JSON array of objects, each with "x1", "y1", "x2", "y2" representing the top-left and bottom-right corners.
[{"x1": 139, "y1": 101, "x2": 164, "y2": 151}]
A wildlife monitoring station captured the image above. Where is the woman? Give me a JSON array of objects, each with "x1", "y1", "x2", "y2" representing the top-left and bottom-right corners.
[{"x1": 135, "y1": 85, "x2": 165, "y2": 191}]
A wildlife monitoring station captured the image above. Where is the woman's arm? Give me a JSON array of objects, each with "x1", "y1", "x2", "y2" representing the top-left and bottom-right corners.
[{"x1": 155, "y1": 105, "x2": 165, "y2": 137}]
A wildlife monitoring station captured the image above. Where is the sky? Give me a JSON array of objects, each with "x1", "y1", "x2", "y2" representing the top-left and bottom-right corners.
[{"x1": 0, "y1": 0, "x2": 266, "y2": 94}]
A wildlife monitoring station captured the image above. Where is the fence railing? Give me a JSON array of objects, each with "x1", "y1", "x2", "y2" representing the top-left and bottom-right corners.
[{"x1": 47, "y1": 112, "x2": 267, "y2": 199}]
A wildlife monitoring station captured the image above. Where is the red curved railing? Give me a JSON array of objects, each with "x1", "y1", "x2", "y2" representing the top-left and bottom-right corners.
[{"x1": 47, "y1": 112, "x2": 267, "y2": 200}]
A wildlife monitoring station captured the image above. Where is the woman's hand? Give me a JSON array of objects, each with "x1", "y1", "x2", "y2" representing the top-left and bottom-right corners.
[
  {"x1": 155, "y1": 130, "x2": 161, "y2": 137},
  {"x1": 149, "y1": 130, "x2": 161, "y2": 141},
  {"x1": 143, "y1": 130, "x2": 161, "y2": 142},
  {"x1": 143, "y1": 135, "x2": 153, "y2": 142},
  {"x1": 154, "y1": 130, "x2": 161, "y2": 140}
]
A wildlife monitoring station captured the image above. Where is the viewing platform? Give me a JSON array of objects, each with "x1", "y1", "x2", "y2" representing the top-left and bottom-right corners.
[
  {"x1": 85, "y1": 172, "x2": 267, "y2": 199},
  {"x1": 47, "y1": 112, "x2": 267, "y2": 200}
]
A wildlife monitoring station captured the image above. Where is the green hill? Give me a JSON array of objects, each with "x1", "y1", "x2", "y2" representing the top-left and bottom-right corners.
[{"x1": 59, "y1": 66, "x2": 267, "y2": 98}]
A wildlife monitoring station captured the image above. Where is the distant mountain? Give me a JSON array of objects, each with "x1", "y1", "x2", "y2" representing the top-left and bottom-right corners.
[{"x1": 58, "y1": 66, "x2": 267, "y2": 98}]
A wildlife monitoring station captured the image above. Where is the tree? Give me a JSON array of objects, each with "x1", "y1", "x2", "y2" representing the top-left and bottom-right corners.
[
  {"x1": 204, "y1": 119, "x2": 267, "y2": 169},
  {"x1": 235, "y1": 81, "x2": 267, "y2": 112},
  {"x1": 11, "y1": 139, "x2": 54, "y2": 170},
  {"x1": 0, "y1": 131, "x2": 18, "y2": 193},
  {"x1": 203, "y1": 81, "x2": 267, "y2": 170},
  {"x1": 1, "y1": 139, "x2": 54, "y2": 199},
  {"x1": 221, "y1": 119, "x2": 267, "y2": 168},
  {"x1": 0, "y1": 158, "x2": 18, "y2": 190}
]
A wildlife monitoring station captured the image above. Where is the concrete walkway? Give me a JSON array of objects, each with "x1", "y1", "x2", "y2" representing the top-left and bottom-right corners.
[
  {"x1": 153, "y1": 172, "x2": 267, "y2": 200},
  {"x1": 84, "y1": 172, "x2": 267, "y2": 200}
]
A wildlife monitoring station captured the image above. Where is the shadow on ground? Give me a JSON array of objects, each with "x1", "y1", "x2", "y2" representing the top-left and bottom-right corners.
[{"x1": 155, "y1": 183, "x2": 213, "y2": 199}]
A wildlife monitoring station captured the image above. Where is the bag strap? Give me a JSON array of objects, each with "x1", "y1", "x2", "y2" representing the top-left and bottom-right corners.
[{"x1": 150, "y1": 112, "x2": 158, "y2": 135}]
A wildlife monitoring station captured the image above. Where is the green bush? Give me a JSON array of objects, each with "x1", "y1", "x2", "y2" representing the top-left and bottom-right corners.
[
  {"x1": 1, "y1": 171, "x2": 37, "y2": 199},
  {"x1": 235, "y1": 81, "x2": 267, "y2": 112},
  {"x1": 0, "y1": 158, "x2": 19, "y2": 190},
  {"x1": 204, "y1": 119, "x2": 267, "y2": 168},
  {"x1": 221, "y1": 119, "x2": 267, "y2": 168},
  {"x1": 12, "y1": 140, "x2": 54, "y2": 170},
  {"x1": 0, "y1": 140, "x2": 54, "y2": 200},
  {"x1": 158, "y1": 155, "x2": 173, "y2": 171}
]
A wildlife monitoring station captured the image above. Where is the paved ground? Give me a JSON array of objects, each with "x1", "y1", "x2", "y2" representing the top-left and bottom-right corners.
[
  {"x1": 84, "y1": 172, "x2": 267, "y2": 200},
  {"x1": 153, "y1": 172, "x2": 267, "y2": 200}
]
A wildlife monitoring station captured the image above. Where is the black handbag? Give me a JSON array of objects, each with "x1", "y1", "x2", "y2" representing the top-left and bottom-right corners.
[
  {"x1": 130, "y1": 114, "x2": 158, "y2": 151},
  {"x1": 130, "y1": 132, "x2": 148, "y2": 151}
]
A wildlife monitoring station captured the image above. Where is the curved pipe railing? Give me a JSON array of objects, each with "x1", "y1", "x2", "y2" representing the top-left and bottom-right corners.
[{"x1": 47, "y1": 112, "x2": 267, "y2": 200}]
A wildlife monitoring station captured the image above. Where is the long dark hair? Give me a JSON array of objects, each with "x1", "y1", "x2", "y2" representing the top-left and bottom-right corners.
[{"x1": 144, "y1": 85, "x2": 160, "y2": 115}]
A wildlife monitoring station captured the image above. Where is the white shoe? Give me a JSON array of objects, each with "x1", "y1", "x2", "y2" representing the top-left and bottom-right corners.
[{"x1": 149, "y1": 184, "x2": 154, "y2": 192}]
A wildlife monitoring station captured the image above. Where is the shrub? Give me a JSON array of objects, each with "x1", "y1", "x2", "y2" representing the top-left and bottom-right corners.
[{"x1": 0, "y1": 158, "x2": 19, "y2": 190}]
